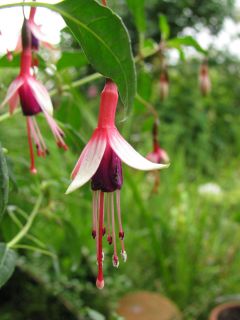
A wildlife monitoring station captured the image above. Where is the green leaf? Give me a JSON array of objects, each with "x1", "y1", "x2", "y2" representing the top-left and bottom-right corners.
[
  {"x1": 0, "y1": 144, "x2": 9, "y2": 221},
  {"x1": 0, "y1": 0, "x2": 136, "y2": 109},
  {"x1": 86, "y1": 308, "x2": 105, "y2": 320},
  {"x1": 56, "y1": 50, "x2": 88, "y2": 70},
  {"x1": 140, "y1": 38, "x2": 159, "y2": 57},
  {"x1": 126, "y1": 0, "x2": 146, "y2": 33},
  {"x1": 159, "y1": 14, "x2": 170, "y2": 40},
  {"x1": 0, "y1": 243, "x2": 17, "y2": 288},
  {"x1": 167, "y1": 36, "x2": 207, "y2": 54},
  {"x1": 56, "y1": 0, "x2": 136, "y2": 109}
]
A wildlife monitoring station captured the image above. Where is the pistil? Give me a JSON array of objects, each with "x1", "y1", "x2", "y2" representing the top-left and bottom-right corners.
[{"x1": 96, "y1": 191, "x2": 105, "y2": 289}]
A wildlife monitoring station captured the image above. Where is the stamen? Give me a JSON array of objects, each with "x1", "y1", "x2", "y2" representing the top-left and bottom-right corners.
[
  {"x1": 111, "y1": 192, "x2": 119, "y2": 268},
  {"x1": 92, "y1": 191, "x2": 97, "y2": 239},
  {"x1": 116, "y1": 190, "x2": 126, "y2": 258},
  {"x1": 28, "y1": 116, "x2": 42, "y2": 156},
  {"x1": 32, "y1": 117, "x2": 48, "y2": 156},
  {"x1": 26, "y1": 117, "x2": 37, "y2": 174},
  {"x1": 43, "y1": 111, "x2": 68, "y2": 151},
  {"x1": 116, "y1": 190, "x2": 124, "y2": 239},
  {"x1": 107, "y1": 193, "x2": 112, "y2": 245},
  {"x1": 96, "y1": 191, "x2": 104, "y2": 289}
]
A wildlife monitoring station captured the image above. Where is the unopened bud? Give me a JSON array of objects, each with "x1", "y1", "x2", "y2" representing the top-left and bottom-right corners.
[
  {"x1": 160, "y1": 70, "x2": 169, "y2": 101},
  {"x1": 199, "y1": 62, "x2": 211, "y2": 96}
]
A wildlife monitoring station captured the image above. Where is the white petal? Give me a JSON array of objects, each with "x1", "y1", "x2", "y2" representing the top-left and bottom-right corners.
[
  {"x1": 0, "y1": 77, "x2": 23, "y2": 110},
  {"x1": 27, "y1": 77, "x2": 53, "y2": 115},
  {"x1": 28, "y1": 21, "x2": 48, "y2": 42},
  {"x1": 9, "y1": 93, "x2": 19, "y2": 114},
  {"x1": 66, "y1": 130, "x2": 107, "y2": 194},
  {"x1": 109, "y1": 129, "x2": 169, "y2": 171}
]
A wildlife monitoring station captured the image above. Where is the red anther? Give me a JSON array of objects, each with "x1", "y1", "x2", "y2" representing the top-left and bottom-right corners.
[
  {"x1": 57, "y1": 141, "x2": 62, "y2": 148},
  {"x1": 62, "y1": 144, "x2": 68, "y2": 151},
  {"x1": 92, "y1": 230, "x2": 96, "y2": 239},
  {"x1": 119, "y1": 231, "x2": 124, "y2": 240},
  {"x1": 107, "y1": 235, "x2": 112, "y2": 245},
  {"x1": 102, "y1": 227, "x2": 106, "y2": 236},
  {"x1": 37, "y1": 149, "x2": 41, "y2": 157},
  {"x1": 112, "y1": 255, "x2": 119, "y2": 268}
]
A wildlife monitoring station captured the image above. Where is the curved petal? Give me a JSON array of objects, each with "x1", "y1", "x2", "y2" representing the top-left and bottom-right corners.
[
  {"x1": 28, "y1": 21, "x2": 48, "y2": 42},
  {"x1": 27, "y1": 77, "x2": 53, "y2": 115},
  {"x1": 0, "y1": 77, "x2": 23, "y2": 110},
  {"x1": 109, "y1": 129, "x2": 170, "y2": 171},
  {"x1": 66, "y1": 129, "x2": 107, "y2": 194},
  {"x1": 9, "y1": 93, "x2": 19, "y2": 114}
]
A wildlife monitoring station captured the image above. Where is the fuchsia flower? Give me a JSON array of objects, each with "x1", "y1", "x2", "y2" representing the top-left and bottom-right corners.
[
  {"x1": 146, "y1": 123, "x2": 169, "y2": 164},
  {"x1": 146, "y1": 122, "x2": 169, "y2": 193},
  {"x1": 10, "y1": 8, "x2": 54, "y2": 63},
  {"x1": 66, "y1": 80, "x2": 169, "y2": 289},
  {"x1": 0, "y1": 19, "x2": 67, "y2": 173}
]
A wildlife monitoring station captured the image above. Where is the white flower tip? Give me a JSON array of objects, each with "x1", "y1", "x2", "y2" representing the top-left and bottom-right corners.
[
  {"x1": 149, "y1": 162, "x2": 170, "y2": 171},
  {"x1": 65, "y1": 183, "x2": 77, "y2": 195}
]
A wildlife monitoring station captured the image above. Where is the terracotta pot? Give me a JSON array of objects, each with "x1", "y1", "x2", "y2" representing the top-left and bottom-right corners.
[
  {"x1": 116, "y1": 291, "x2": 182, "y2": 320},
  {"x1": 209, "y1": 302, "x2": 240, "y2": 320}
]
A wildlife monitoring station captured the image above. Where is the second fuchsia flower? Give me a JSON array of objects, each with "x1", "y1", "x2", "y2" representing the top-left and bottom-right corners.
[
  {"x1": 146, "y1": 122, "x2": 169, "y2": 165},
  {"x1": 0, "y1": 19, "x2": 67, "y2": 173},
  {"x1": 66, "y1": 80, "x2": 169, "y2": 289}
]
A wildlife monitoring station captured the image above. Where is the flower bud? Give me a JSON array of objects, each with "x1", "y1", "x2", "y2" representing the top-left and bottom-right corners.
[
  {"x1": 160, "y1": 69, "x2": 169, "y2": 101},
  {"x1": 199, "y1": 62, "x2": 211, "y2": 96}
]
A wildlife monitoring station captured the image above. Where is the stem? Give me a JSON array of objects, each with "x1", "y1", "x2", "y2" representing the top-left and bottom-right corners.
[
  {"x1": 11, "y1": 244, "x2": 56, "y2": 258},
  {"x1": 49, "y1": 72, "x2": 102, "y2": 96},
  {"x1": 7, "y1": 194, "x2": 43, "y2": 248},
  {"x1": 135, "y1": 94, "x2": 158, "y2": 118}
]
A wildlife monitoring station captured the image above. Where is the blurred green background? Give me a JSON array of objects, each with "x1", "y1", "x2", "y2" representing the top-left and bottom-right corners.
[{"x1": 0, "y1": 0, "x2": 240, "y2": 319}]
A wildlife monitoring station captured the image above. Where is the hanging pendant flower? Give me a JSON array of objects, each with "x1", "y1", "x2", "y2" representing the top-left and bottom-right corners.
[
  {"x1": 0, "y1": 19, "x2": 67, "y2": 173},
  {"x1": 66, "y1": 80, "x2": 169, "y2": 289}
]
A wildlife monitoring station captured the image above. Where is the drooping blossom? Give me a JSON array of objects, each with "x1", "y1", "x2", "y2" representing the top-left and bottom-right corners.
[
  {"x1": 146, "y1": 121, "x2": 169, "y2": 192},
  {"x1": 7, "y1": 7, "x2": 54, "y2": 63},
  {"x1": 66, "y1": 80, "x2": 169, "y2": 289},
  {"x1": 159, "y1": 68, "x2": 169, "y2": 101},
  {"x1": 146, "y1": 122, "x2": 169, "y2": 164},
  {"x1": 199, "y1": 61, "x2": 211, "y2": 96},
  {"x1": 0, "y1": 19, "x2": 67, "y2": 174}
]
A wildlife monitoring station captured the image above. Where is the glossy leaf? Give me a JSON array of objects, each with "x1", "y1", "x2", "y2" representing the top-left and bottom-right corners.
[
  {"x1": 0, "y1": 144, "x2": 9, "y2": 221},
  {"x1": 126, "y1": 0, "x2": 146, "y2": 33},
  {"x1": 0, "y1": 243, "x2": 17, "y2": 288},
  {"x1": 0, "y1": 0, "x2": 136, "y2": 109},
  {"x1": 56, "y1": 0, "x2": 136, "y2": 109},
  {"x1": 56, "y1": 50, "x2": 88, "y2": 70},
  {"x1": 159, "y1": 14, "x2": 170, "y2": 40},
  {"x1": 141, "y1": 38, "x2": 159, "y2": 57},
  {"x1": 167, "y1": 36, "x2": 207, "y2": 54}
]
